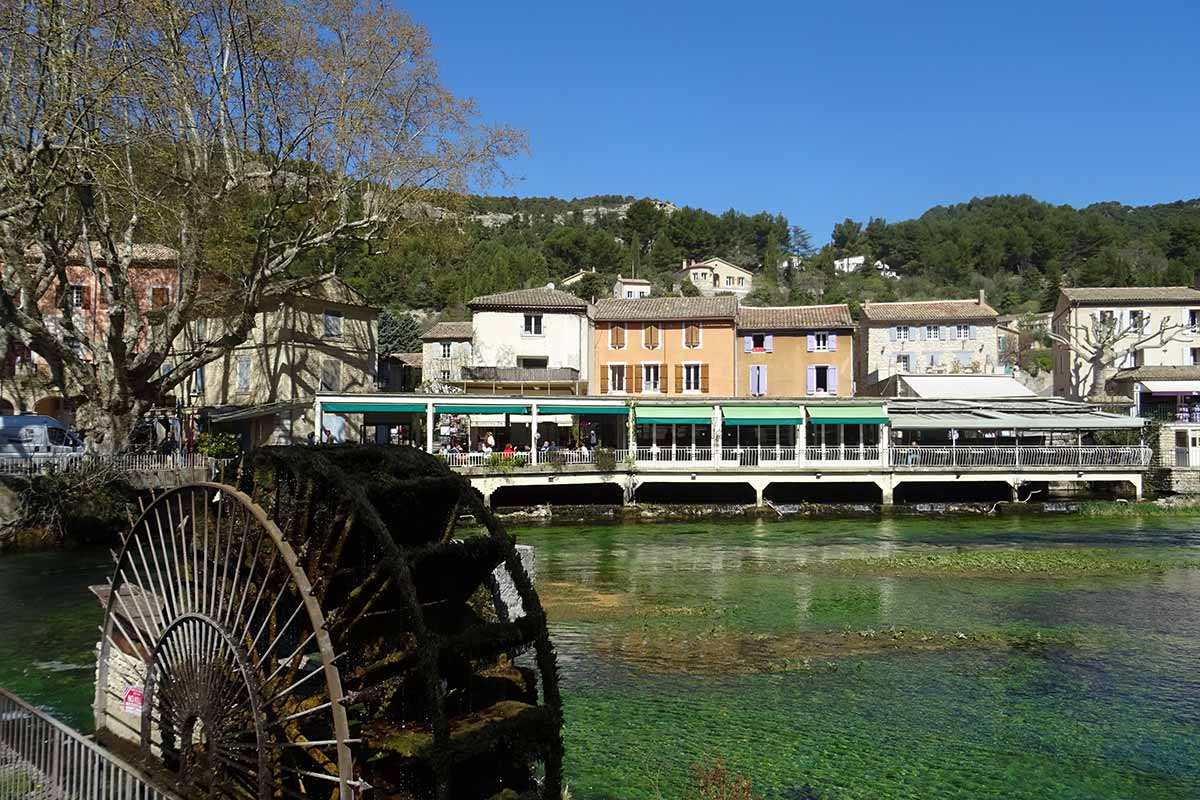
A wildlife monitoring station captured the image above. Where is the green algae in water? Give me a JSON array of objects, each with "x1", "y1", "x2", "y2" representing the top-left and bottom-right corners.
[{"x1": 790, "y1": 548, "x2": 1199, "y2": 578}]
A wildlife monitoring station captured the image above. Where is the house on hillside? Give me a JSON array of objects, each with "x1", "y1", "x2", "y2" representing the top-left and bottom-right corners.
[
  {"x1": 592, "y1": 296, "x2": 739, "y2": 396},
  {"x1": 833, "y1": 255, "x2": 897, "y2": 279},
  {"x1": 613, "y1": 275, "x2": 651, "y2": 299},
  {"x1": 674, "y1": 257, "x2": 753, "y2": 299},
  {"x1": 856, "y1": 293, "x2": 1001, "y2": 393},
  {"x1": 1, "y1": 242, "x2": 180, "y2": 423},
  {"x1": 461, "y1": 287, "x2": 592, "y2": 395},
  {"x1": 735, "y1": 305, "x2": 855, "y2": 397},
  {"x1": 176, "y1": 274, "x2": 378, "y2": 447}
]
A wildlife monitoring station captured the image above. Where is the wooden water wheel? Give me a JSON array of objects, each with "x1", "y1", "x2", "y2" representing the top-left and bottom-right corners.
[{"x1": 94, "y1": 446, "x2": 563, "y2": 800}]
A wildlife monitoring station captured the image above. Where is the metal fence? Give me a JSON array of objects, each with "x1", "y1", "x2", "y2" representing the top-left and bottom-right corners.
[
  {"x1": 0, "y1": 687, "x2": 179, "y2": 800},
  {"x1": 0, "y1": 454, "x2": 228, "y2": 478},
  {"x1": 890, "y1": 445, "x2": 1151, "y2": 469}
]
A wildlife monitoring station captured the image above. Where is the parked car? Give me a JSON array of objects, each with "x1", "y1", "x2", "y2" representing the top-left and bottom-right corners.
[{"x1": 0, "y1": 414, "x2": 86, "y2": 461}]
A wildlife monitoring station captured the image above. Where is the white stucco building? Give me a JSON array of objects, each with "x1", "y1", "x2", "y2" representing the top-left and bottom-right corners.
[
  {"x1": 856, "y1": 293, "x2": 1001, "y2": 391},
  {"x1": 675, "y1": 257, "x2": 753, "y2": 298},
  {"x1": 462, "y1": 287, "x2": 593, "y2": 394},
  {"x1": 613, "y1": 275, "x2": 651, "y2": 299}
]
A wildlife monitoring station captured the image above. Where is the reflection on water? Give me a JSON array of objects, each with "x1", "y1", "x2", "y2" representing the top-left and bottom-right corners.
[
  {"x1": 521, "y1": 516, "x2": 1200, "y2": 800},
  {"x1": 1, "y1": 516, "x2": 1198, "y2": 798}
]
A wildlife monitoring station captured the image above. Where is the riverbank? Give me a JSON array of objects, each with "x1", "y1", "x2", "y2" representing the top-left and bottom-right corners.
[{"x1": 492, "y1": 496, "x2": 1200, "y2": 525}]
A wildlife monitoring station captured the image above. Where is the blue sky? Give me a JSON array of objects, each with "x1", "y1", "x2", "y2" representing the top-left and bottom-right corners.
[{"x1": 401, "y1": 0, "x2": 1200, "y2": 244}]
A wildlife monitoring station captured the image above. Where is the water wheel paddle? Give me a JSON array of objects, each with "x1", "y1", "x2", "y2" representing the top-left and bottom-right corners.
[{"x1": 94, "y1": 446, "x2": 563, "y2": 799}]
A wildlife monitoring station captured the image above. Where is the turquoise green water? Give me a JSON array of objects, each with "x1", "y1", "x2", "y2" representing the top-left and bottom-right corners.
[{"x1": 2, "y1": 516, "x2": 1199, "y2": 798}]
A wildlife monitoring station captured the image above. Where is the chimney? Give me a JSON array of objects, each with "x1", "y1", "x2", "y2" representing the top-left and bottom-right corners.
[{"x1": 978, "y1": 289, "x2": 986, "y2": 305}]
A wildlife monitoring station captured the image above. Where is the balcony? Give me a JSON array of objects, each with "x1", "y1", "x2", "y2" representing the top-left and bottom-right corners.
[{"x1": 460, "y1": 366, "x2": 581, "y2": 383}]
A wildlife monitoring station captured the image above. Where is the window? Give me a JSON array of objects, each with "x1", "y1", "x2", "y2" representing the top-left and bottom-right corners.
[
  {"x1": 236, "y1": 356, "x2": 252, "y2": 393},
  {"x1": 814, "y1": 332, "x2": 829, "y2": 351},
  {"x1": 1192, "y1": 348, "x2": 1200, "y2": 366},
  {"x1": 956, "y1": 324, "x2": 970, "y2": 340},
  {"x1": 194, "y1": 319, "x2": 207, "y2": 342},
  {"x1": 320, "y1": 358, "x2": 341, "y2": 392},
  {"x1": 895, "y1": 325, "x2": 909, "y2": 342},
  {"x1": 1190, "y1": 310, "x2": 1200, "y2": 332},
  {"x1": 608, "y1": 364, "x2": 626, "y2": 393},
  {"x1": 518, "y1": 356, "x2": 548, "y2": 369},
  {"x1": 725, "y1": 276, "x2": 733, "y2": 287},
  {"x1": 150, "y1": 286, "x2": 170, "y2": 308},
  {"x1": 610, "y1": 324, "x2": 626, "y2": 349},
  {"x1": 896, "y1": 354, "x2": 912, "y2": 372},
  {"x1": 752, "y1": 333, "x2": 766, "y2": 351},
  {"x1": 626, "y1": 290, "x2": 634, "y2": 298},
  {"x1": 440, "y1": 341, "x2": 451, "y2": 358},
  {"x1": 192, "y1": 367, "x2": 205, "y2": 394},
  {"x1": 1129, "y1": 310, "x2": 1146, "y2": 331},
  {"x1": 814, "y1": 365, "x2": 830, "y2": 393},
  {"x1": 441, "y1": 369, "x2": 451, "y2": 381},
  {"x1": 750, "y1": 365, "x2": 768, "y2": 396},
  {"x1": 684, "y1": 322, "x2": 701, "y2": 349},
  {"x1": 643, "y1": 363, "x2": 661, "y2": 392},
  {"x1": 925, "y1": 325, "x2": 940, "y2": 340},
  {"x1": 683, "y1": 363, "x2": 702, "y2": 392},
  {"x1": 68, "y1": 284, "x2": 86, "y2": 310},
  {"x1": 737, "y1": 277, "x2": 745, "y2": 287},
  {"x1": 523, "y1": 314, "x2": 543, "y2": 335},
  {"x1": 323, "y1": 310, "x2": 343, "y2": 339},
  {"x1": 643, "y1": 323, "x2": 660, "y2": 350}
]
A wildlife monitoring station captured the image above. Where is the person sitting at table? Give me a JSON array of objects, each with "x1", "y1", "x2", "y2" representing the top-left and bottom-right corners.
[{"x1": 503, "y1": 442, "x2": 515, "y2": 456}]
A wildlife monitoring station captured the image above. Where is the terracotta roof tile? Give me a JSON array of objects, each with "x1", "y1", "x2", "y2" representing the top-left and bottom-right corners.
[
  {"x1": 467, "y1": 287, "x2": 587, "y2": 311},
  {"x1": 1113, "y1": 365, "x2": 1200, "y2": 381},
  {"x1": 421, "y1": 321, "x2": 473, "y2": 340},
  {"x1": 737, "y1": 304, "x2": 853, "y2": 330},
  {"x1": 1061, "y1": 286, "x2": 1200, "y2": 304},
  {"x1": 861, "y1": 299, "x2": 998, "y2": 323},
  {"x1": 593, "y1": 295, "x2": 739, "y2": 322}
]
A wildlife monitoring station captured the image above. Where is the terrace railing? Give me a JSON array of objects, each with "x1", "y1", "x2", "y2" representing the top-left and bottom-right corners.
[
  {"x1": 890, "y1": 445, "x2": 1151, "y2": 469},
  {"x1": 0, "y1": 687, "x2": 180, "y2": 800},
  {"x1": 459, "y1": 366, "x2": 581, "y2": 383},
  {"x1": 0, "y1": 453, "x2": 229, "y2": 478}
]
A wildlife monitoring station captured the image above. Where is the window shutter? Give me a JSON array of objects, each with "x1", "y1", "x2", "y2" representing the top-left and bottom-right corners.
[
  {"x1": 81, "y1": 286, "x2": 91, "y2": 310},
  {"x1": 674, "y1": 363, "x2": 683, "y2": 393},
  {"x1": 700, "y1": 363, "x2": 710, "y2": 393},
  {"x1": 633, "y1": 366, "x2": 643, "y2": 393},
  {"x1": 942, "y1": 325, "x2": 950, "y2": 340},
  {"x1": 828, "y1": 366, "x2": 838, "y2": 395},
  {"x1": 828, "y1": 333, "x2": 837, "y2": 351},
  {"x1": 807, "y1": 334, "x2": 815, "y2": 352},
  {"x1": 765, "y1": 334, "x2": 774, "y2": 352},
  {"x1": 919, "y1": 326, "x2": 926, "y2": 340},
  {"x1": 908, "y1": 326, "x2": 917, "y2": 341},
  {"x1": 760, "y1": 365, "x2": 768, "y2": 395},
  {"x1": 806, "y1": 366, "x2": 816, "y2": 395},
  {"x1": 889, "y1": 327, "x2": 897, "y2": 342},
  {"x1": 601, "y1": 367, "x2": 609, "y2": 393},
  {"x1": 744, "y1": 335, "x2": 753, "y2": 353},
  {"x1": 969, "y1": 325, "x2": 977, "y2": 340}
]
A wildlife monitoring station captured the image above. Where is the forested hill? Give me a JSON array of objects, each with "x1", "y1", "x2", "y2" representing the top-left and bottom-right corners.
[{"x1": 338, "y1": 193, "x2": 1200, "y2": 320}]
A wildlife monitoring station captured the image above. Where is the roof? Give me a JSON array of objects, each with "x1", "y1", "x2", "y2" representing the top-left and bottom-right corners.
[
  {"x1": 898, "y1": 375, "x2": 1036, "y2": 399},
  {"x1": 593, "y1": 295, "x2": 739, "y2": 322},
  {"x1": 1061, "y1": 286, "x2": 1200, "y2": 304},
  {"x1": 467, "y1": 287, "x2": 587, "y2": 311},
  {"x1": 615, "y1": 275, "x2": 651, "y2": 285},
  {"x1": 1113, "y1": 365, "x2": 1200, "y2": 381},
  {"x1": 384, "y1": 351, "x2": 424, "y2": 367},
  {"x1": 26, "y1": 241, "x2": 179, "y2": 264},
  {"x1": 421, "y1": 321, "x2": 473, "y2": 341},
  {"x1": 737, "y1": 304, "x2": 853, "y2": 331},
  {"x1": 267, "y1": 274, "x2": 373, "y2": 308},
  {"x1": 861, "y1": 299, "x2": 998, "y2": 323}
]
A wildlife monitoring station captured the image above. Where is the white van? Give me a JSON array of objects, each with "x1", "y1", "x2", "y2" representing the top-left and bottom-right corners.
[{"x1": 0, "y1": 414, "x2": 86, "y2": 461}]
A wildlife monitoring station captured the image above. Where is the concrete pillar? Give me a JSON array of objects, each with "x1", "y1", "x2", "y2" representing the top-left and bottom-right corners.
[
  {"x1": 1132, "y1": 476, "x2": 1144, "y2": 501},
  {"x1": 1011, "y1": 481, "x2": 1021, "y2": 502},
  {"x1": 712, "y1": 404, "x2": 722, "y2": 465},
  {"x1": 879, "y1": 424, "x2": 890, "y2": 466},
  {"x1": 879, "y1": 477, "x2": 894, "y2": 506},
  {"x1": 796, "y1": 422, "x2": 805, "y2": 464},
  {"x1": 627, "y1": 406, "x2": 637, "y2": 452},
  {"x1": 530, "y1": 403, "x2": 539, "y2": 465},
  {"x1": 425, "y1": 402, "x2": 435, "y2": 453},
  {"x1": 314, "y1": 399, "x2": 324, "y2": 441},
  {"x1": 755, "y1": 484, "x2": 765, "y2": 507}
]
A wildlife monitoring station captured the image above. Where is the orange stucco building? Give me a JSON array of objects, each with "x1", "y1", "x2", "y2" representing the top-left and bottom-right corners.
[
  {"x1": 736, "y1": 305, "x2": 855, "y2": 397},
  {"x1": 591, "y1": 296, "x2": 739, "y2": 397}
]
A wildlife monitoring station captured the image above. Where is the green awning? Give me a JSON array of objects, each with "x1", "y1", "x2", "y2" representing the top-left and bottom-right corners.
[
  {"x1": 435, "y1": 404, "x2": 530, "y2": 414},
  {"x1": 723, "y1": 405, "x2": 806, "y2": 426},
  {"x1": 636, "y1": 405, "x2": 712, "y2": 425},
  {"x1": 807, "y1": 405, "x2": 888, "y2": 425},
  {"x1": 538, "y1": 405, "x2": 629, "y2": 416},
  {"x1": 324, "y1": 401, "x2": 426, "y2": 413}
]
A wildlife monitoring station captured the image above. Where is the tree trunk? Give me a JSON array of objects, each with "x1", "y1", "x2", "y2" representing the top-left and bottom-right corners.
[
  {"x1": 1087, "y1": 351, "x2": 1115, "y2": 399},
  {"x1": 76, "y1": 401, "x2": 141, "y2": 455}
]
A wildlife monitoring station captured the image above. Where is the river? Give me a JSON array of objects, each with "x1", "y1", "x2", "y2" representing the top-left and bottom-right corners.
[{"x1": 2, "y1": 516, "x2": 1199, "y2": 799}]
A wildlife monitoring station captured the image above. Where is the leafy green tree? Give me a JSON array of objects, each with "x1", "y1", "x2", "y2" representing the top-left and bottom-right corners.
[
  {"x1": 378, "y1": 309, "x2": 424, "y2": 354},
  {"x1": 567, "y1": 272, "x2": 612, "y2": 302}
]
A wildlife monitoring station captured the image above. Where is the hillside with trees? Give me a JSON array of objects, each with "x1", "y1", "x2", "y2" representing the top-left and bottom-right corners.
[{"x1": 342, "y1": 193, "x2": 1200, "y2": 322}]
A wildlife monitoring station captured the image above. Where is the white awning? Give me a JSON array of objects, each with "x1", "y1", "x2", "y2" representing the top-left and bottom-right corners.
[
  {"x1": 509, "y1": 414, "x2": 574, "y2": 426},
  {"x1": 899, "y1": 375, "x2": 1036, "y2": 399},
  {"x1": 1139, "y1": 380, "x2": 1200, "y2": 393},
  {"x1": 467, "y1": 414, "x2": 507, "y2": 428},
  {"x1": 891, "y1": 410, "x2": 1142, "y2": 430}
]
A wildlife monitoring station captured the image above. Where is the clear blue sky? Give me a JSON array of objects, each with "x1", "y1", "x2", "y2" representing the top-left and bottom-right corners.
[{"x1": 401, "y1": 0, "x2": 1200, "y2": 244}]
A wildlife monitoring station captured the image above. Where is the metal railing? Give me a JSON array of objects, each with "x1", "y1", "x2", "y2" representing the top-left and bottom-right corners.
[
  {"x1": 890, "y1": 445, "x2": 1151, "y2": 469},
  {"x1": 459, "y1": 366, "x2": 581, "y2": 383},
  {"x1": 0, "y1": 453, "x2": 227, "y2": 478},
  {"x1": 0, "y1": 687, "x2": 180, "y2": 800}
]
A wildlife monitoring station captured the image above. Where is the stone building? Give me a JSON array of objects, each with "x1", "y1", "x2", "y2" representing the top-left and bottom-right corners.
[
  {"x1": 421, "y1": 321, "x2": 474, "y2": 385},
  {"x1": 674, "y1": 257, "x2": 753, "y2": 299}
]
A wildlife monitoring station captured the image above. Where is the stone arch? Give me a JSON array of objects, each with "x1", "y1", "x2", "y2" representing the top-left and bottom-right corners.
[
  {"x1": 33, "y1": 396, "x2": 70, "y2": 424},
  {"x1": 0, "y1": 397, "x2": 13, "y2": 415}
]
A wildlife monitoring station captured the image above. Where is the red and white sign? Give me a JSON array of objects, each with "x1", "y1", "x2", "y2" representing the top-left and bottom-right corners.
[{"x1": 122, "y1": 686, "x2": 144, "y2": 716}]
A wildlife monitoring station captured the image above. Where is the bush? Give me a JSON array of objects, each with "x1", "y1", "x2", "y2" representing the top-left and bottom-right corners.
[
  {"x1": 594, "y1": 447, "x2": 617, "y2": 471},
  {"x1": 197, "y1": 431, "x2": 241, "y2": 458}
]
